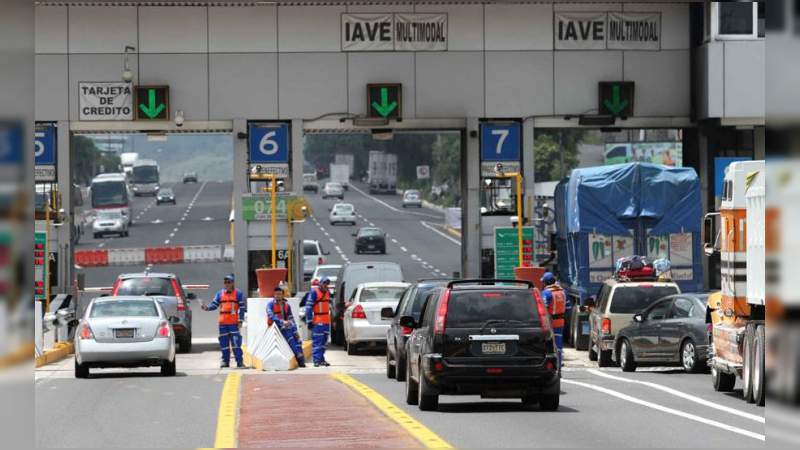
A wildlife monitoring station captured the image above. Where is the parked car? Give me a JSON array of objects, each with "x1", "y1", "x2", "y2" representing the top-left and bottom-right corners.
[
  {"x1": 183, "y1": 172, "x2": 198, "y2": 183},
  {"x1": 322, "y1": 182, "x2": 345, "y2": 200},
  {"x1": 329, "y1": 203, "x2": 357, "y2": 226},
  {"x1": 156, "y1": 188, "x2": 176, "y2": 205},
  {"x1": 613, "y1": 293, "x2": 711, "y2": 373},
  {"x1": 112, "y1": 272, "x2": 197, "y2": 353},
  {"x1": 331, "y1": 261, "x2": 405, "y2": 346},
  {"x1": 93, "y1": 210, "x2": 129, "y2": 238},
  {"x1": 303, "y1": 173, "x2": 319, "y2": 193},
  {"x1": 343, "y1": 281, "x2": 409, "y2": 355},
  {"x1": 311, "y1": 264, "x2": 341, "y2": 296},
  {"x1": 303, "y1": 240, "x2": 329, "y2": 281},
  {"x1": 385, "y1": 279, "x2": 451, "y2": 381},
  {"x1": 402, "y1": 190, "x2": 422, "y2": 208},
  {"x1": 403, "y1": 280, "x2": 561, "y2": 411},
  {"x1": 588, "y1": 279, "x2": 681, "y2": 367},
  {"x1": 74, "y1": 296, "x2": 176, "y2": 378},
  {"x1": 353, "y1": 227, "x2": 386, "y2": 254}
]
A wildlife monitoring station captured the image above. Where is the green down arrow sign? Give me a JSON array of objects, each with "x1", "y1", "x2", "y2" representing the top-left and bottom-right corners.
[
  {"x1": 139, "y1": 89, "x2": 165, "y2": 119},
  {"x1": 367, "y1": 84, "x2": 402, "y2": 119},
  {"x1": 135, "y1": 85, "x2": 170, "y2": 121},
  {"x1": 371, "y1": 88, "x2": 397, "y2": 118}
]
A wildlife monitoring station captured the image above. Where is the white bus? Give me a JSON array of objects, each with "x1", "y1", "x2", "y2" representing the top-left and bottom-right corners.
[{"x1": 89, "y1": 173, "x2": 131, "y2": 226}]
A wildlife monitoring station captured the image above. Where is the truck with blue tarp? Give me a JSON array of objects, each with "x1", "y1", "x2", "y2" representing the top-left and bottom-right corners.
[{"x1": 553, "y1": 163, "x2": 704, "y2": 349}]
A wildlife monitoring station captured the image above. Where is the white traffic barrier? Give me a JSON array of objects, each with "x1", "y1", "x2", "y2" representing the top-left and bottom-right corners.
[
  {"x1": 223, "y1": 245, "x2": 234, "y2": 262},
  {"x1": 107, "y1": 247, "x2": 146, "y2": 266},
  {"x1": 245, "y1": 298, "x2": 269, "y2": 351},
  {"x1": 252, "y1": 324, "x2": 295, "y2": 371},
  {"x1": 184, "y1": 245, "x2": 221, "y2": 263}
]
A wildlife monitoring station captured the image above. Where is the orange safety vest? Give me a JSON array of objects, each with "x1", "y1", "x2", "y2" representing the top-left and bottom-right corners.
[
  {"x1": 311, "y1": 287, "x2": 331, "y2": 325},
  {"x1": 267, "y1": 301, "x2": 290, "y2": 327},
  {"x1": 546, "y1": 286, "x2": 566, "y2": 329},
  {"x1": 218, "y1": 289, "x2": 241, "y2": 326}
]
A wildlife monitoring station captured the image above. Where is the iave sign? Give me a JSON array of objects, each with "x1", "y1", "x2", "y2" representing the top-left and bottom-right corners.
[
  {"x1": 494, "y1": 226, "x2": 535, "y2": 279},
  {"x1": 342, "y1": 13, "x2": 447, "y2": 51}
]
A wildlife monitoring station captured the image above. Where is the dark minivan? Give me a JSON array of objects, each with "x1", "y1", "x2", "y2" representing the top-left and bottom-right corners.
[{"x1": 402, "y1": 280, "x2": 560, "y2": 411}]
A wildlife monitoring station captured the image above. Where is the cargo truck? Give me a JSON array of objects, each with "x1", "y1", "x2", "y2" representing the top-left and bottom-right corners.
[
  {"x1": 334, "y1": 153, "x2": 355, "y2": 178},
  {"x1": 553, "y1": 163, "x2": 704, "y2": 350},
  {"x1": 705, "y1": 160, "x2": 766, "y2": 406},
  {"x1": 367, "y1": 151, "x2": 397, "y2": 194},
  {"x1": 330, "y1": 163, "x2": 350, "y2": 191},
  {"x1": 120, "y1": 152, "x2": 138, "y2": 176}
]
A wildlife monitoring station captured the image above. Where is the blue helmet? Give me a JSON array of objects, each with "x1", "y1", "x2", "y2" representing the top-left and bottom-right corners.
[
  {"x1": 320, "y1": 276, "x2": 331, "y2": 285},
  {"x1": 541, "y1": 272, "x2": 556, "y2": 285}
]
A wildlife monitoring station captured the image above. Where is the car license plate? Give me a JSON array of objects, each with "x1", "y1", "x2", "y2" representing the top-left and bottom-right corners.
[
  {"x1": 115, "y1": 328, "x2": 135, "y2": 338},
  {"x1": 368, "y1": 245, "x2": 375, "y2": 249},
  {"x1": 481, "y1": 342, "x2": 506, "y2": 355},
  {"x1": 581, "y1": 322, "x2": 590, "y2": 335}
]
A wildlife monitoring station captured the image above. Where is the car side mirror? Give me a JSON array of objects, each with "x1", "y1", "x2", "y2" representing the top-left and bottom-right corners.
[
  {"x1": 186, "y1": 293, "x2": 197, "y2": 300},
  {"x1": 381, "y1": 307, "x2": 395, "y2": 319},
  {"x1": 584, "y1": 296, "x2": 596, "y2": 309},
  {"x1": 633, "y1": 314, "x2": 644, "y2": 323},
  {"x1": 399, "y1": 316, "x2": 417, "y2": 329}
]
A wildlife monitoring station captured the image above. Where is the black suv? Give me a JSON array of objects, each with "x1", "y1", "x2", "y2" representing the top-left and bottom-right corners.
[
  {"x1": 383, "y1": 279, "x2": 451, "y2": 382},
  {"x1": 402, "y1": 280, "x2": 560, "y2": 411}
]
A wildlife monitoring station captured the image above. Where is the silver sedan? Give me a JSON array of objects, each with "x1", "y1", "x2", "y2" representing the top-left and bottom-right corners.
[
  {"x1": 343, "y1": 282, "x2": 409, "y2": 355},
  {"x1": 74, "y1": 296, "x2": 177, "y2": 378}
]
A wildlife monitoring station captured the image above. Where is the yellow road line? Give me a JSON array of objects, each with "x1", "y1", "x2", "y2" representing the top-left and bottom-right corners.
[
  {"x1": 331, "y1": 373, "x2": 452, "y2": 449},
  {"x1": 214, "y1": 372, "x2": 242, "y2": 449}
]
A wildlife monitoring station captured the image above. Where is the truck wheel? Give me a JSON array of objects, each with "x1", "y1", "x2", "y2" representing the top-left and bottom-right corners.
[
  {"x1": 712, "y1": 365, "x2": 736, "y2": 392},
  {"x1": 598, "y1": 349, "x2": 614, "y2": 367},
  {"x1": 753, "y1": 325, "x2": 765, "y2": 406},
  {"x1": 743, "y1": 325, "x2": 755, "y2": 403}
]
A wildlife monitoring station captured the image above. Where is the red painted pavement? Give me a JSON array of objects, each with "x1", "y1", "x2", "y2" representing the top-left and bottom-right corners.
[{"x1": 238, "y1": 374, "x2": 421, "y2": 448}]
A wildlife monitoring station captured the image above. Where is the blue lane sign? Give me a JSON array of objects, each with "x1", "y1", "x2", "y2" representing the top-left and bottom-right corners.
[
  {"x1": 35, "y1": 124, "x2": 57, "y2": 166},
  {"x1": 0, "y1": 124, "x2": 23, "y2": 165},
  {"x1": 249, "y1": 123, "x2": 290, "y2": 164},
  {"x1": 480, "y1": 122, "x2": 520, "y2": 162}
]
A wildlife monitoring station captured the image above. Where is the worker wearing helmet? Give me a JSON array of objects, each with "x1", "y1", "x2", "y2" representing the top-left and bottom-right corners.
[
  {"x1": 305, "y1": 277, "x2": 332, "y2": 367},
  {"x1": 266, "y1": 285, "x2": 306, "y2": 368},
  {"x1": 202, "y1": 274, "x2": 246, "y2": 368},
  {"x1": 541, "y1": 272, "x2": 568, "y2": 365}
]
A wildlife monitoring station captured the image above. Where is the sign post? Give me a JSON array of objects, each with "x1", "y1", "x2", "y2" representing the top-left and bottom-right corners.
[{"x1": 367, "y1": 84, "x2": 402, "y2": 119}]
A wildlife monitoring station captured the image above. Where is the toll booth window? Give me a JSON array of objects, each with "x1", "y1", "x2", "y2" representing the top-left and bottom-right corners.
[
  {"x1": 716, "y1": 1, "x2": 760, "y2": 37},
  {"x1": 480, "y1": 177, "x2": 516, "y2": 215}
]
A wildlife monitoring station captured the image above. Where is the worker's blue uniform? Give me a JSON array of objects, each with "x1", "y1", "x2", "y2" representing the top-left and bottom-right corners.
[
  {"x1": 305, "y1": 286, "x2": 331, "y2": 365},
  {"x1": 206, "y1": 288, "x2": 246, "y2": 365},
  {"x1": 542, "y1": 285, "x2": 569, "y2": 364},
  {"x1": 266, "y1": 299, "x2": 305, "y2": 365}
]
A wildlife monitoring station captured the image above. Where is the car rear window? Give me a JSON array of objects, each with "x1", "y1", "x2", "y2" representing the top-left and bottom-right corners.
[
  {"x1": 116, "y1": 278, "x2": 175, "y2": 296},
  {"x1": 360, "y1": 287, "x2": 406, "y2": 303},
  {"x1": 334, "y1": 204, "x2": 353, "y2": 212},
  {"x1": 315, "y1": 267, "x2": 339, "y2": 278},
  {"x1": 609, "y1": 286, "x2": 680, "y2": 314},
  {"x1": 304, "y1": 242, "x2": 320, "y2": 255},
  {"x1": 446, "y1": 290, "x2": 539, "y2": 327},
  {"x1": 91, "y1": 300, "x2": 159, "y2": 318},
  {"x1": 359, "y1": 228, "x2": 382, "y2": 237}
]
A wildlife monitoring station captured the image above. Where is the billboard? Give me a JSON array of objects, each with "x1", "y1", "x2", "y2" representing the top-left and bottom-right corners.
[{"x1": 604, "y1": 142, "x2": 682, "y2": 167}]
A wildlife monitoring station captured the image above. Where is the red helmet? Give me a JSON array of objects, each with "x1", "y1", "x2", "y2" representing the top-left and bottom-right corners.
[{"x1": 311, "y1": 279, "x2": 320, "y2": 286}]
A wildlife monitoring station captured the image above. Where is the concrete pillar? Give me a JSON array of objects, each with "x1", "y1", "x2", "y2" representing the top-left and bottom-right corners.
[
  {"x1": 291, "y1": 119, "x2": 304, "y2": 193},
  {"x1": 56, "y1": 121, "x2": 72, "y2": 295},
  {"x1": 233, "y1": 119, "x2": 250, "y2": 295},
  {"x1": 522, "y1": 118, "x2": 535, "y2": 209},
  {"x1": 463, "y1": 117, "x2": 481, "y2": 278},
  {"x1": 697, "y1": 129, "x2": 710, "y2": 290},
  {"x1": 754, "y1": 126, "x2": 765, "y2": 160}
]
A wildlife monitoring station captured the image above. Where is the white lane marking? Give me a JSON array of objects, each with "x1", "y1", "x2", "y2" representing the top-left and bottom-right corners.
[
  {"x1": 324, "y1": 232, "x2": 330, "y2": 237},
  {"x1": 329, "y1": 238, "x2": 336, "y2": 243},
  {"x1": 420, "y1": 221, "x2": 461, "y2": 246},
  {"x1": 97, "y1": 242, "x2": 105, "y2": 248},
  {"x1": 169, "y1": 233, "x2": 175, "y2": 238},
  {"x1": 164, "y1": 240, "x2": 170, "y2": 245},
  {"x1": 400, "y1": 246, "x2": 407, "y2": 252},
  {"x1": 586, "y1": 369, "x2": 765, "y2": 424},
  {"x1": 335, "y1": 246, "x2": 342, "y2": 253},
  {"x1": 411, "y1": 254, "x2": 420, "y2": 261},
  {"x1": 173, "y1": 228, "x2": 179, "y2": 233},
  {"x1": 349, "y1": 184, "x2": 441, "y2": 219},
  {"x1": 562, "y1": 379, "x2": 765, "y2": 441},
  {"x1": 369, "y1": 222, "x2": 375, "y2": 227},
  {"x1": 391, "y1": 238, "x2": 398, "y2": 244}
]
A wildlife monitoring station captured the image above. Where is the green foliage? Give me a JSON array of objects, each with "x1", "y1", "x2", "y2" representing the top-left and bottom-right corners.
[
  {"x1": 72, "y1": 135, "x2": 122, "y2": 185},
  {"x1": 533, "y1": 130, "x2": 583, "y2": 182}
]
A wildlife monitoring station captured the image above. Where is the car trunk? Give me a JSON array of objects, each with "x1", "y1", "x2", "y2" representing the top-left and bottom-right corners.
[
  {"x1": 359, "y1": 301, "x2": 398, "y2": 326},
  {"x1": 89, "y1": 316, "x2": 161, "y2": 343}
]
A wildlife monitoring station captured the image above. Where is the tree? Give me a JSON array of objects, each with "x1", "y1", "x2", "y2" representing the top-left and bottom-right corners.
[
  {"x1": 71, "y1": 136, "x2": 121, "y2": 185},
  {"x1": 533, "y1": 130, "x2": 583, "y2": 182}
]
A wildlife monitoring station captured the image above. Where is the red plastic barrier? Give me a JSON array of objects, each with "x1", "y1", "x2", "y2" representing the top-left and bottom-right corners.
[
  {"x1": 75, "y1": 250, "x2": 108, "y2": 267},
  {"x1": 145, "y1": 247, "x2": 185, "y2": 264}
]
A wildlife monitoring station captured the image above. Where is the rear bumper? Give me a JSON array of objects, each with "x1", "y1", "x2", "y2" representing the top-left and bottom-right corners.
[
  {"x1": 76, "y1": 337, "x2": 175, "y2": 366},
  {"x1": 597, "y1": 335, "x2": 615, "y2": 352},
  {"x1": 421, "y1": 353, "x2": 560, "y2": 396},
  {"x1": 346, "y1": 320, "x2": 389, "y2": 343}
]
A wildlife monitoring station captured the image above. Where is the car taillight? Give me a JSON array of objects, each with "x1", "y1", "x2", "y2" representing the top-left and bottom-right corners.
[
  {"x1": 401, "y1": 326, "x2": 413, "y2": 336},
  {"x1": 486, "y1": 368, "x2": 503, "y2": 375},
  {"x1": 352, "y1": 304, "x2": 366, "y2": 319},
  {"x1": 533, "y1": 289, "x2": 551, "y2": 332},
  {"x1": 156, "y1": 321, "x2": 171, "y2": 338},
  {"x1": 433, "y1": 290, "x2": 451, "y2": 335},
  {"x1": 79, "y1": 323, "x2": 94, "y2": 340},
  {"x1": 602, "y1": 318, "x2": 612, "y2": 334},
  {"x1": 318, "y1": 257, "x2": 324, "y2": 265},
  {"x1": 171, "y1": 280, "x2": 186, "y2": 311},
  {"x1": 111, "y1": 279, "x2": 121, "y2": 295}
]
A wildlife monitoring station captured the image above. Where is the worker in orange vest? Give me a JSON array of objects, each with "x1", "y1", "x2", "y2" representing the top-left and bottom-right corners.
[
  {"x1": 266, "y1": 286, "x2": 306, "y2": 368},
  {"x1": 541, "y1": 272, "x2": 567, "y2": 365},
  {"x1": 202, "y1": 274, "x2": 246, "y2": 368},
  {"x1": 305, "y1": 277, "x2": 332, "y2": 367}
]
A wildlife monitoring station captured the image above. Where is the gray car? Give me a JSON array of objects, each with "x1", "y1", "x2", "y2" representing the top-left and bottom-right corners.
[
  {"x1": 74, "y1": 296, "x2": 176, "y2": 378},
  {"x1": 613, "y1": 293, "x2": 711, "y2": 373}
]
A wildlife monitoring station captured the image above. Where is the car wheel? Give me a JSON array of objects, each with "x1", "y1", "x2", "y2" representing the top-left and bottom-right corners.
[
  {"x1": 346, "y1": 339, "x2": 357, "y2": 356},
  {"x1": 179, "y1": 332, "x2": 192, "y2": 354},
  {"x1": 743, "y1": 326, "x2": 755, "y2": 402},
  {"x1": 124, "y1": 231, "x2": 129, "y2": 237},
  {"x1": 161, "y1": 358, "x2": 177, "y2": 376},
  {"x1": 418, "y1": 368, "x2": 439, "y2": 411},
  {"x1": 402, "y1": 204, "x2": 407, "y2": 208},
  {"x1": 93, "y1": 233, "x2": 100, "y2": 239},
  {"x1": 386, "y1": 348, "x2": 396, "y2": 379},
  {"x1": 396, "y1": 352, "x2": 407, "y2": 382},
  {"x1": 588, "y1": 342, "x2": 598, "y2": 362},
  {"x1": 711, "y1": 365, "x2": 736, "y2": 392},
  {"x1": 681, "y1": 339, "x2": 701, "y2": 374},
  {"x1": 380, "y1": 248, "x2": 386, "y2": 255},
  {"x1": 539, "y1": 392, "x2": 560, "y2": 411},
  {"x1": 598, "y1": 349, "x2": 614, "y2": 367},
  {"x1": 620, "y1": 339, "x2": 637, "y2": 372},
  {"x1": 753, "y1": 325, "x2": 765, "y2": 406},
  {"x1": 405, "y1": 360, "x2": 419, "y2": 405},
  {"x1": 74, "y1": 358, "x2": 89, "y2": 379}
]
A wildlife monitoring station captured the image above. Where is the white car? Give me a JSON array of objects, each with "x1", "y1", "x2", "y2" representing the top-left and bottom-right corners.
[
  {"x1": 74, "y1": 296, "x2": 177, "y2": 378},
  {"x1": 93, "y1": 210, "x2": 129, "y2": 238},
  {"x1": 303, "y1": 240, "x2": 329, "y2": 281},
  {"x1": 322, "y1": 182, "x2": 345, "y2": 200},
  {"x1": 402, "y1": 190, "x2": 422, "y2": 208},
  {"x1": 343, "y1": 281, "x2": 410, "y2": 355},
  {"x1": 329, "y1": 203, "x2": 357, "y2": 226}
]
